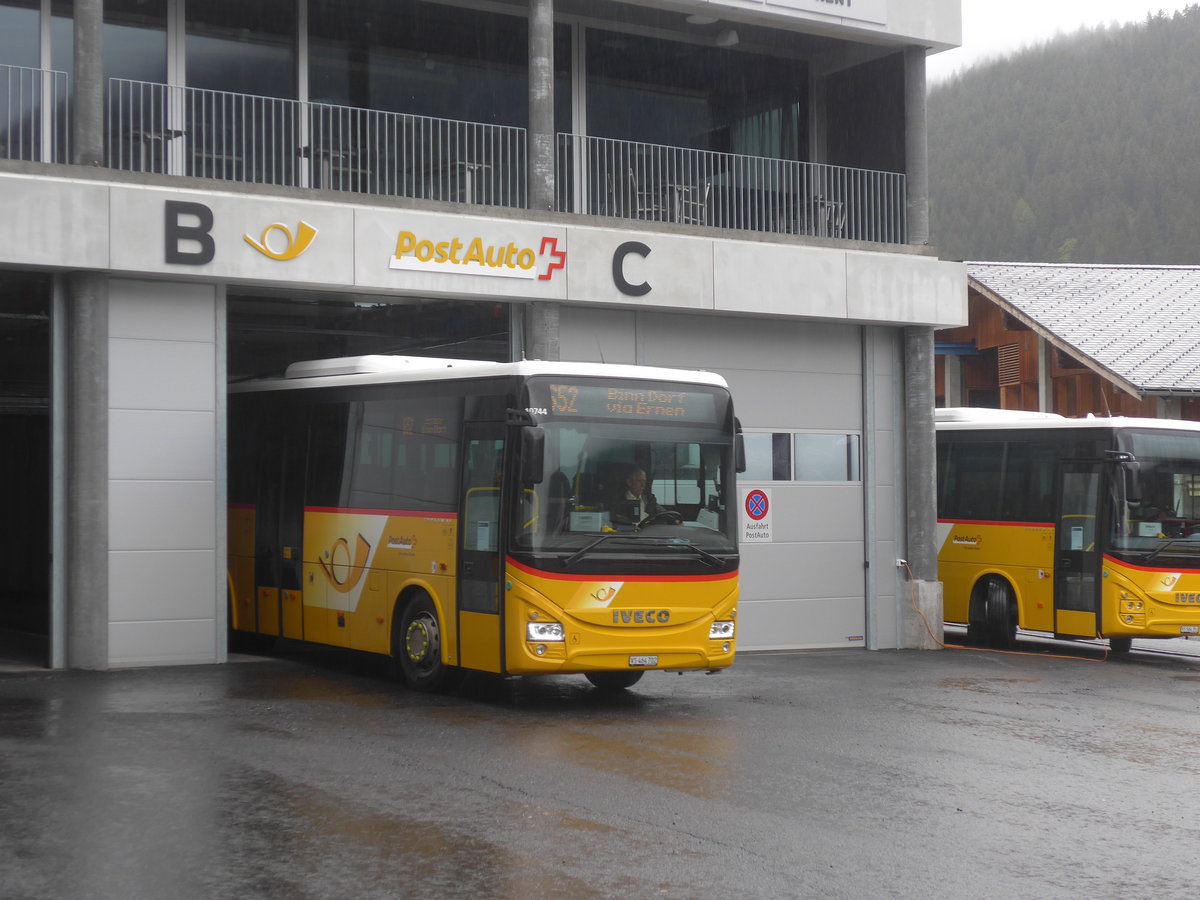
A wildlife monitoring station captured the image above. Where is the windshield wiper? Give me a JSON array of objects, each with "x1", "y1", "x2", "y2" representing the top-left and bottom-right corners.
[
  {"x1": 561, "y1": 534, "x2": 631, "y2": 568},
  {"x1": 1142, "y1": 538, "x2": 1200, "y2": 564},
  {"x1": 560, "y1": 535, "x2": 730, "y2": 569},
  {"x1": 660, "y1": 537, "x2": 725, "y2": 567}
]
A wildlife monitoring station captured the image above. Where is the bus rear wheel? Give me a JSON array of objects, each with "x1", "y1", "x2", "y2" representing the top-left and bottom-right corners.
[
  {"x1": 393, "y1": 594, "x2": 462, "y2": 693},
  {"x1": 585, "y1": 671, "x2": 644, "y2": 691},
  {"x1": 970, "y1": 576, "x2": 1016, "y2": 650}
]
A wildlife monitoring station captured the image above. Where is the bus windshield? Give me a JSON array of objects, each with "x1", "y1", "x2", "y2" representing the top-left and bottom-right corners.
[
  {"x1": 1112, "y1": 428, "x2": 1200, "y2": 560},
  {"x1": 514, "y1": 379, "x2": 738, "y2": 564}
]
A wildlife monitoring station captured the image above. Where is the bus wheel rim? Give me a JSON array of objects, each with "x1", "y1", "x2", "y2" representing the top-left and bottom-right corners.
[{"x1": 405, "y1": 613, "x2": 439, "y2": 667}]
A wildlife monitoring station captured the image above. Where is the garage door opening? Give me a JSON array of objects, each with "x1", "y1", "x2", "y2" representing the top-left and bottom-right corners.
[{"x1": 0, "y1": 272, "x2": 51, "y2": 667}]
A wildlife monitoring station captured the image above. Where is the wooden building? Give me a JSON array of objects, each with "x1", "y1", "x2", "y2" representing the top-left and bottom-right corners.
[{"x1": 937, "y1": 263, "x2": 1200, "y2": 421}]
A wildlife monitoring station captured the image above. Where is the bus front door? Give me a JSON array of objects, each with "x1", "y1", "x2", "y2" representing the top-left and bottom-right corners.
[
  {"x1": 456, "y1": 425, "x2": 505, "y2": 673},
  {"x1": 1054, "y1": 461, "x2": 1103, "y2": 639}
]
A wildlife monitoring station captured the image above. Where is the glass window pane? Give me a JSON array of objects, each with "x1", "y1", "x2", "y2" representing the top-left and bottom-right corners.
[
  {"x1": 0, "y1": 1, "x2": 39, "y2": 69},
  {"x1": 585, "y1": 28, "x2": 807, "y2": 157},
  {"x1": 105, "y1": 0, "x2": 167, "y2": 83},
  {"x1": 309, "y1": 0, "x2": 526, "y2": 125},
  {"x1": 742, "y1": 433, "x2": 791, "y2": 481},
  {"x1": 794, "y1": 433, "x2": 858, "y2": 481},
  {"x1": 187, "y1": 0, "x2": 295, "y2": 98}
]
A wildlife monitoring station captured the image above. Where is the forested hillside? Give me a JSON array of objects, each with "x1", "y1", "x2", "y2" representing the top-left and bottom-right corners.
[{"x1": 928, "y1": 6, "x2": 1200, "y2": 264}]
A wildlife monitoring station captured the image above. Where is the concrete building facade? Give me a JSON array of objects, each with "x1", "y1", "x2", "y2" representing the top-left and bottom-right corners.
[{"x1": 0, "y1": 0, "x2": 964, "y2": 668}]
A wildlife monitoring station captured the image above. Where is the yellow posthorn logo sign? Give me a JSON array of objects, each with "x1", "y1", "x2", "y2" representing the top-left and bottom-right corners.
[
  {"x1": 319, "y1": 534, "x2": 372, "y2": 594},
  {"x1": 244, "y1": 220, "x2": 319, "y2": 260}
]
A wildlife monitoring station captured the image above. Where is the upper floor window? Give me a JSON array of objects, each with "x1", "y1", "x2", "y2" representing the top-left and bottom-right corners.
[{"x1": 188, "y1": 0, "x2": 295, "y2": 98}]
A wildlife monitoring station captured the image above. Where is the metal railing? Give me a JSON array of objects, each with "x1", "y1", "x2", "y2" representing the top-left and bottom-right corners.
[
  {"x1": 106, "y1": 79, "x2": 527, "y2": 207},
  {"x1": 104, "y1": 79, "x2": 907, "y2": 243},
  {"x1": 557, "y1": 134, "x2": 907, "y2": 244},
  {"x1": 0, "y1": 63, "x2": 70, "y2": 164}
]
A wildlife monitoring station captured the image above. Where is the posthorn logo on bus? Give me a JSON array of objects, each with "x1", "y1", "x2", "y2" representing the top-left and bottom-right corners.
[{"x1": 389, "y1": 230, "x2": 567, "y2": 281}]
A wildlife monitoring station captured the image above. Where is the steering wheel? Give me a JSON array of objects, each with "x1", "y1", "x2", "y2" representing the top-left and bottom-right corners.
[{"x1": 637, "y1": 511, "x2": 683, "y2": 530}]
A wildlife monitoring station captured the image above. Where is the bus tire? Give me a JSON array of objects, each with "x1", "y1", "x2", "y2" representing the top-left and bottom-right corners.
[
  {"x1": 585, "y1": 671, "x2": 644, "y2": 691},
  {"x1": 392, "y1": 593, "x2": 463, "y2": 693},
  {"x1": 1108, "y1": 637, "x2": 1133, "y2": 654},
  {"x1": 982, "y1": 576, "x2": 1017, "y2": 650},
  {"x1": 969, "y1": 576, "x2": 1016, "y2": 650}
]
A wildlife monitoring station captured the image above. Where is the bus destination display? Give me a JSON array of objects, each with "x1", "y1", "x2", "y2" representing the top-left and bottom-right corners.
[{"x1": 540, "y1": 382, "x2": 717, "y2": 423}]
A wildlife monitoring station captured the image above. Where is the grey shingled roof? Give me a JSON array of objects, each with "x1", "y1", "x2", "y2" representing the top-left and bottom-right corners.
[{"x1": 967, "y1": 262, "x2": 1200, "y2": 394}]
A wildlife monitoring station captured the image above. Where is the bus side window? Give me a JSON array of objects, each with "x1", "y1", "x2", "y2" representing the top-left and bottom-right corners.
[
  {"x1": 945, "y1": 441, "x2": 1004, "y2": 521},
  {"x1": 1001, "y1": 441, "x2": 1055, "y2": 523}
]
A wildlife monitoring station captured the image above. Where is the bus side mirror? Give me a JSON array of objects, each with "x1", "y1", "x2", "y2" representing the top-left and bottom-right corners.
[
  {"x1": 521, "y1": 426, "x2": 545, "y2": 484},
  {"x1": 1122, "y1": 460, "x2": 1141, "y2": 506},
  {"x1": 734, "y1": 419, "x2": 746, "y2": 474}
]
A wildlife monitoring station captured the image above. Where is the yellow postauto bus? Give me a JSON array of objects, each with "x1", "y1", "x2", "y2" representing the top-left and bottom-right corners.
[
  {"x1": 228, "y1": 355, "x2": 743, "y2": 690},
  {"x1": 937, "y1": 408, "x2": 1200, "y2": 652}
]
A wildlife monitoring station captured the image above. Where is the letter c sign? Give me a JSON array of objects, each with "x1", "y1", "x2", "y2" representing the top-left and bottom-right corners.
[{"x1": 612, "y1": 241, "x2": 651, "y2": 296}]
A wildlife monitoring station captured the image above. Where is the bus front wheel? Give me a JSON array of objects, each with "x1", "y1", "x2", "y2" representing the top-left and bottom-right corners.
[
  {"x1": 585, "y1": 671, "x2": 645, "y2": 691},
  {"x1": 970, "y1": 576, "x2": 1016, "y2": 650},
  {"x1": 1108, "y1": 637, "x2": 1133, "y2": 654},
  {"x1": 393, "y1": 594, "x2": 463, "y2": 693}
]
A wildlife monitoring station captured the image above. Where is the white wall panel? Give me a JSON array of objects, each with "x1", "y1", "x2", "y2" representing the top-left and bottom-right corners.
[
  {"x1": 108, "y1": 279, "x2": 220, "y2": 667},
  {"x1": 724, "y1": 370, "x2": 862, "y2": 431},
  {"x1": 636, "y1": 313, "x2": 862, "y2": 375},
  {"x1": 110, "y1": 339, "x2": 216, "y2": 411},
  {"x1": 109, "y1": 280, "x2": 217, "y2": 340},
  {"x1": 739, "y1": 541, "x2": 864, "y2": 601},
  {"x1": 109, "y1": 620, "x2": 218, "y2": 666},
  {"x1": 558, "y1": 306, "x2": 638, "y2": 363},
  {"x1": 109, "y1": 550, "x2": 217, "y2": 622},
  {"x1": 109, "y1": 409, "x2": 215, "y2": 481},
  {"x1": 109, "y1": 481, "x2": 216, "y2": 551},
  {"x1": 738, "y1": 597, "x2": 868, "y2": 650}
]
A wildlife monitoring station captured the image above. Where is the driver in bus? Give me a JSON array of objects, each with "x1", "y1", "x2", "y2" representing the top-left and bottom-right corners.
[{"x1": 610, "y1": 467, "x2": 671, "y2": 526}]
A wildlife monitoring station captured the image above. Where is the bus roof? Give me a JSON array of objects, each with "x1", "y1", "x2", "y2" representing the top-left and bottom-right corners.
[
  {"x1": 936, "y1": 407, "x2": 1200, "y2": 434},
  {"x1": 230, "y1": 355, "x2": 730, "y2": 393}
]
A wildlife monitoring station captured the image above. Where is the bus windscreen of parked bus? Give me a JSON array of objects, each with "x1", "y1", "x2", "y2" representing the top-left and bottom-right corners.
[{"x1": 1111, "y1": 429, "x2": 1200, "y2": 562}]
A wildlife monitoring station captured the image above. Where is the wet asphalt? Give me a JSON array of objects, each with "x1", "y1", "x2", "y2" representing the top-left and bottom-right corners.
[{"x1": 3, "y1": 636, "x2": 1200, "y2": 900}]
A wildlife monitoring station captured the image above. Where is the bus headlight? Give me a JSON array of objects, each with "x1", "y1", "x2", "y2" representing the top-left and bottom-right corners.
[
  {"x1": 709, "y1": 620, "x2": 736, "y2": 640},
  {"x1": 527, "y1": 621, "x2": 565, "y2": 642}
]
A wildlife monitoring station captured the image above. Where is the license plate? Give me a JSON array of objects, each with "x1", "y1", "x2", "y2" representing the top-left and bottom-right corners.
[
  {"x1": 629, "y1": 655, "x2": 658, "y2": 667},
  {"x1": 1182, "y1": 626, "x2": 1199, "y2": 635}
]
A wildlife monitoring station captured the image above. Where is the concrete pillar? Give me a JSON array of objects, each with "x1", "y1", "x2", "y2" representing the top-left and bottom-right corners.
[
  {"x1": 1038, "y1": 338, "x2": 1052, "y2": 412},
  {"x1": 65, "y1": 272, "x2": 109, "y2": 669},
  {"x1": 528, "y1": 0, "x2": 555, "y2": 212},
  {"x1": 904, "y1": 47, "x2": 929, "y2": 246},
  {"x1": 525, "y1": 301, "x2": 560, "y2": 361},
  {"x1": 72, "y1": 0, "x2": 104, "y2": 168},
  {"x1": 943, "y1": 354, "x2": 963, "y2": 407},
  {"x1": 903, "y1": 326, "x2": 942, "y2": 649}
]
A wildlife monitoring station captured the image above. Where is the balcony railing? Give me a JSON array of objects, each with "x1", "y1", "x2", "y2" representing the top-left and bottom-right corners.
[
  {"x1": 96, "y1": 79, "x2": 909, "y2": 243},
  {"x1": 0, "y1": 64, "x2": 70, "y2": 164},
  {"x1": 106, "y1": 79, "x2": 527, "y2": 207},
  {"x1": 556, "y1": 134, "x2": 906, "y2": 243}
]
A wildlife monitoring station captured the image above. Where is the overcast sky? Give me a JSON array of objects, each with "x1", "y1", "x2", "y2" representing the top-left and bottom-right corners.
[{"x1": 927, "y1": 0, "x2": 1199, "y2": 81}]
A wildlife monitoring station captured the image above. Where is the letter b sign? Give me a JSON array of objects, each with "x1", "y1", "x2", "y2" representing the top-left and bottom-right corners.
[{"x1": 165, "y1": 200, "x2": 215, "y2": 265}]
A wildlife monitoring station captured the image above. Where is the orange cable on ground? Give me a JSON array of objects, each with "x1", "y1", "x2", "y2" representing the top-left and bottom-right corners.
[{"x1": 901, "y1": 561, "x2": 1107, "y2": 663}]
